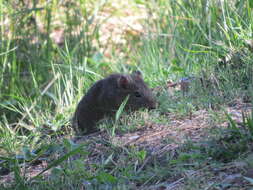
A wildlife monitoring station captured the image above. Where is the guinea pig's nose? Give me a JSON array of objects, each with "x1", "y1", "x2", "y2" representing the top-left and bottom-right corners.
[{"x1": 148, "y1": 101, "x2": 157, "y2": 110}]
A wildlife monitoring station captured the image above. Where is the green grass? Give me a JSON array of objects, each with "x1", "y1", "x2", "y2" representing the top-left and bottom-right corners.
[{"x1": 0, "y1": 0, "x2": 253, "y2": 189}]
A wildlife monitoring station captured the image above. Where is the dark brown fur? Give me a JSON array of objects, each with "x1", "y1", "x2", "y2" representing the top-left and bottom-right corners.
[{"x1": 73, "y1": 71, "x2": 156, "y2": 134}]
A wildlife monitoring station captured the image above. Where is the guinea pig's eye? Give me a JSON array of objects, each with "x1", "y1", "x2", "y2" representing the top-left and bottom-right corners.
[{"x1": 134, "y1": 91, "x2": 141, "y2": 98}]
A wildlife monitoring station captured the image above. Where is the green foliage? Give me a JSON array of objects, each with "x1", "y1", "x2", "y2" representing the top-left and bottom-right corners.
[
  {"x1": 110, "y1": 95, "x2": 130, "y2": 136},
  {"x1": 196, "y1": 111, "x2": 253, "y2": 162},
  {"x1": 242, "y1": 109, "x2": 253, "y2": 135},
  {"x1": 0, "y1": 0, "x2": 253, "y2": 189}
]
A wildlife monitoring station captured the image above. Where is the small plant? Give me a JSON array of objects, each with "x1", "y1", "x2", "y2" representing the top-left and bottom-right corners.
[
  {"x1": 198, "y1": 111, "x2": 253, "y2": 162},
  {"x1": 242, "y1": 109, "x2": 253, "y2": 136},
  {"x1": 112, "y1": 95, "x2": 130, "y2": 137},
  {"x1": 1, "y1": 0, "x2": 253, "y2": 189}
]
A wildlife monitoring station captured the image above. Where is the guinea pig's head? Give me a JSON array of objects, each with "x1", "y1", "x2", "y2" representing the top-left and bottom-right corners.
[{"x1": 117, "y1": 71, "x2": 157, "y2": 110}]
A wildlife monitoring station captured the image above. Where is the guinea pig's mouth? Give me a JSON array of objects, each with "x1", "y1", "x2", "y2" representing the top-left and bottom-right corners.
[{"x1": 148, "y1": 101, "x2": 157, "y2": 110}]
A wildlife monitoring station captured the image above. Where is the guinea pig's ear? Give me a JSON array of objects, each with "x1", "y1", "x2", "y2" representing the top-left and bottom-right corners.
[
  {"x1": 132, "y1": 70, "x2": 142, "y2": 78},
  {"x1": 118, "y1": 75, "x2": 129, "y2": 89}
]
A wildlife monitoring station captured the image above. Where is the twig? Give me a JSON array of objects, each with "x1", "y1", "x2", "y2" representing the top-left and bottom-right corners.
[{"x1": 15, "y1": 73, "x2": 60, "y2": 129}]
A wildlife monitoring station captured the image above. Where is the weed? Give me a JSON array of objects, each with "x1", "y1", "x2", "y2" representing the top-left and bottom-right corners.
[{"x1": 1, "y1": 0, "x2": 253, "y2": 189}]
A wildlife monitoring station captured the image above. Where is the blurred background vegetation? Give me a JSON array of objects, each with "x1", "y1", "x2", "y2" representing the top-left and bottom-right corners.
[
  {"x1": 0, "y1": 0, "x2": 253, "y2": 188},
  {"x1": 0, "y1": 0, "x2": 252, "y2": 127}
]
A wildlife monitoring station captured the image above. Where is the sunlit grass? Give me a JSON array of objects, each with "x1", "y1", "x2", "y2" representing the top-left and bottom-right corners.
[{"x1": 0, "y1": 0, "x2": 253, "y2": 189}]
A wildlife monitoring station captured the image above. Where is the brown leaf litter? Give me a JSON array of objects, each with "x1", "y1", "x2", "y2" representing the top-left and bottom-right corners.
[
  {"x1": 111, "y1": 101, "x2": 251, "y2": 156},
  {"x1": 0, "y1": 100, "x2": 252, "y2": 187}
]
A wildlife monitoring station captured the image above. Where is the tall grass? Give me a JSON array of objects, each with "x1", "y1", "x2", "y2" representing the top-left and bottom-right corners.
[
  {"x1": 0, "y1": 0, "x2": 253, "y2": 189},
  {"x1": 0, "y1": 1, "x2": 108, "y2": 128},
  {"x1": 140, "y1": 0, "x2": 253, "y2": 109},
  {"x1": 0, "y1": 2, "x2": 109, "y2": 185}
]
